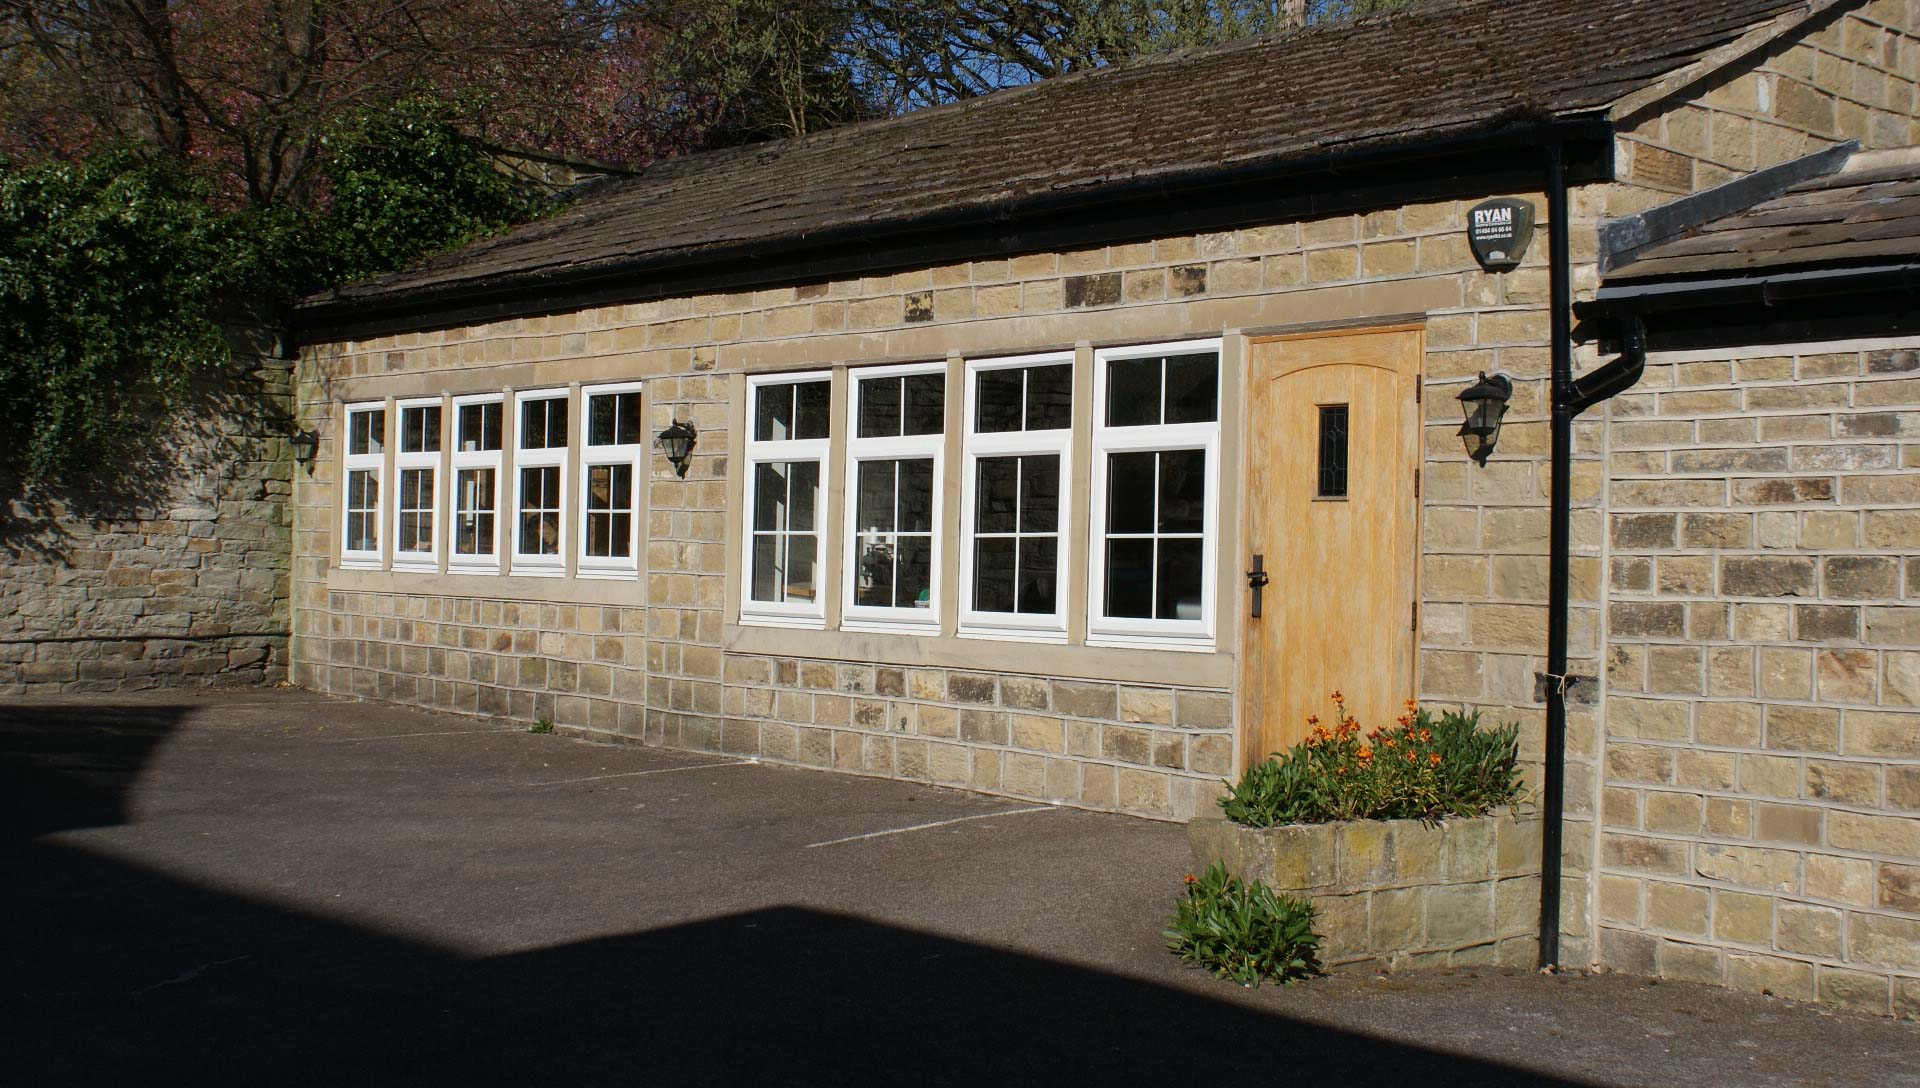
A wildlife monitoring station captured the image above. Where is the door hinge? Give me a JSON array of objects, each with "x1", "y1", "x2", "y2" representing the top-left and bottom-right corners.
[
  {"x1": 1415, "y1": 384, "x2": 1423, "y2": 405},
  {"x1": 1414, "y1": 467, "x2": 1420, "y2": 498},
  {"x1": 1410, "y1": 601, "x2": 1418, "y2": 631}
]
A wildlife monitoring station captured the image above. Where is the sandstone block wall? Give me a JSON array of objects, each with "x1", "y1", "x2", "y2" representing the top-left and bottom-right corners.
[
  {"x1": 1598, "y1": 339, "x2": 1920, "y2": 1017},
  {"x1": 1189, "y1": 812, "x2": 1543, "y2": 970},
  {"x1": 295, "y1": 194, "x2": 1577, "y2": 825},
  {"x1": 1, "y1": 348, "x2": 294, "y2": 695}
]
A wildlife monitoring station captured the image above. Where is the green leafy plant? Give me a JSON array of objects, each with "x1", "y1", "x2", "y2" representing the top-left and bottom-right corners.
[
  {"x1": 1164, "y1": 862, "x2": 1321, "y2": 986},
  {"x1": 529, "y1": 717, "x2": 555, "y2": 734},
  {"x1": 1221, "y1": 694, "x2": 1522, "y2": 828},
  {"x1": 0, "y1": 97, "x2": 548, "y2": 486}
]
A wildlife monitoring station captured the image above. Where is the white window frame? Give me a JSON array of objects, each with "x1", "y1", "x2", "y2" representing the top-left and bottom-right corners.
[
  {"x1": 339, "y1": 400, "x2": 386, "y2": 570},
  {"x1": 448, "y1": 392, "x2": 504, "y2": 574},
  {"x1": 741, "y1": 371, "x2": 832, "y2": 629},
  {"x1": 577, "y1": 381, "x2": 644, "y2": 579},
  {"x1": 510, "y1": 388, "x2": 570, "y2": 577},
  {"x1": 1087, "y1": 338, "x2": 1222, "y2": 652},
  {"x1": 391, "y1": 397, "x2": 443, "y2": 573},
  {"x1": 958, "y1": 351, "x2": 1073, "y2": 643},
  {"x1": 843, "y1": 361, "x2": 946, "y2": 634}
]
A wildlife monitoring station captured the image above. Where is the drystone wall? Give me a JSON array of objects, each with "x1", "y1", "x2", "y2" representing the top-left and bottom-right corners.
[{"x1": 0, "y1": 340, "x2": 294, "y2": 695}]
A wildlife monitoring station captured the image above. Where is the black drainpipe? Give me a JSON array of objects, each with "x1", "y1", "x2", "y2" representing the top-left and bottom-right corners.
[{"x1": 1540, "y1": 141, "x2": 1648, "y2": 970}]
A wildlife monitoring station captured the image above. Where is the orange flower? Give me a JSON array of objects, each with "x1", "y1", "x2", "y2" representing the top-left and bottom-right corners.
[
  {"x1": 1382, "y1": 736, "x2": 1396, "y2": 749},
  {"x1": 1429, "y1": 753, "x2": 1442, "y2": 766},
  {"x1": 1184, "y1": 872, "x2": 1198, "y2": 886},
  {"x1": 1404, "y1": 698, "x2": 1419, "y2": 713},
  {"x1": 1356, "y1": 745, "x2": 1373, "y2": 762},
  {"x1": 1306, "y1": 714, "x2": 1321, "y2": 727},
  {"x1": 1404, "y1": 750, "x2": 1418, "y2": 763},
  {"x1": 1330, "y1": 690, "x2": 1345, "y2": 704},
  {"x1": 1419, "y1": 728, "x2": 1432, "y2": 743}
]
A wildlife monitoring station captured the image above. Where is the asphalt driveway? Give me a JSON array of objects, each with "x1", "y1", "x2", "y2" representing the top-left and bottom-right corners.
[{"x1": 3, "y1": 688, "x2": 1916, "y2": 1086}]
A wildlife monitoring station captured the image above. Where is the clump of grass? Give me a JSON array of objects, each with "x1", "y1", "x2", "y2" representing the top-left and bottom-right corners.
[
  {"x1": 1164, "y1": 862, "x2": 1321, "y2": 987},
  {"x1": 528, "y1": 717, "x2": 555, "y2": 734}
]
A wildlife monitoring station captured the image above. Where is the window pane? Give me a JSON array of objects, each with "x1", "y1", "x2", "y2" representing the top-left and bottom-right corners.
[
  {"x1": 457, "y1": 468, "x2": 495, "y2": 514},
  {"x1": 399, "y1": 467, "x2": 429, "y2": 509},
  {"x1": 1019, "y1": 454, "x2": 1060, "y2": 533},
  {"x1": 349, "y1": 410, "x2": 385, "y2": 456},
  {"x1": 587, "y1": 512, "x2": 611, "y2": 557},
  {"x1": 794, "y1": 381, "x2": 830, "y2": 440},
  {"x1": 347, "y1": 513, "x2": 374, "y2": 553},
  {"x1": 754, "y1": 463, "x2": 789, "y2": 532},
  {"x1": 788, "y1": 460, "x2": 818, "y2": 532},
  {"x1": 1026, "y1": 364, "x2": 1073, "y2": 430},
  {"x1": 1106, "y1": 358, "x2": 1160, "y2": 427},
  {"x1": 588, "y1": 394, "x2": 617, "y2": 447},
  {"x1": 520, "y1": 512, "x2": 559, "y2": 555},
  {"x1": 348, "y1": 469, "x2": 377, "y2": 510},
  {"x1": 854, "y1": 535, "x2": 895, "y2": 608},
  {"x1": 897, "y1": 458, "x2": 935, "y2": 533},
  {"x1": 973, "y1": 538, "x2": 1017, "y2": 613},
  {"x1": 459, "y1": 402, "x2": 502, "y2": 452},
  {"x1": 903, "y1": 372, "x2": 945, "y2": 435},
  {"x1": 522, "y1": 399, "x2": 567, "y2": 449},
  {"x1": 856, "y1": 460, "x2": 896, "y2": 532},
  {"x1": 976, "y1": 368, "x2": 1023, "y2": 433},
  {"x1": 858, "y1": 376, "x2": 902, "y2": 438},
  {"x1": 401, "y1": 405, "x2": 441, "y2": 453},
  {"x1": 1159, "y1": 449, "x2": 1207, "y2": 534},
  {"x1": 755, "y1": 384, "x2": 794, "y2": 442},
  {"x1": 617, "y1": 393, "x2": 644, "y2": 445},
  {"x1": 976, "y1": 457, "x2": 1019, "y2": 533},
  {"x1": 586, "y1": 465, "x2": 608, "y2": 509},
  {"x1": 895, "y1": 536, "x2": 933, "y2": 608},
  {"x1": 1018, "y1": 537, "x2": 1058, "y2": 614},
  {"x1": 1157, "y1": 539, "x2": 1205, "y2": 621},
  {"x1": 1318, "y1": 404, "x2": 1349, "y2": 498},
  {"x1": 751, "y1": 536, "x2": 781, "y2": 602},
  {"x1": 786, "y1": 535, "x2": 818, "y2": 601},
  {"x1": 457, "y1": 512, "x2": 494, "y2": 556},
  {"x1": 1164, "y1": 353, "x2": 1219, "y2": 424},
  {"x1": 1107, "y1": 452, "x2": 1156, "y2": 533},
  {"x1": 1106, "y1": 539, "x2": 1154, "y2": 618}
]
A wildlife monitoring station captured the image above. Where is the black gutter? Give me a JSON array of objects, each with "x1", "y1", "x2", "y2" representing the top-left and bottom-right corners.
[
  {"x1": 292, "y1": 114, "x2": 1615, "y2": 345},
  {"x1": 1541, "y1": 142, "x2": 1648, "y2": 972}
]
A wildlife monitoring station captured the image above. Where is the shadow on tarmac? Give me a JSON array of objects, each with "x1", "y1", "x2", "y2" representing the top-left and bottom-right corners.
[{"x1": 1, "y1": 704, "x2": 1579, "y2": 1086}]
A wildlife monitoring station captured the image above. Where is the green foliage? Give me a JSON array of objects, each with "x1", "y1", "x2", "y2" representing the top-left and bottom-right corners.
[
  {"x1": 529, "y1": 718, "x2": 556, "y2": 734},
  {"x1": 1221, "y1": 697, "x2": 1522, "y2": 828},
  {"x1": 316, "y1": 97, "x2": 540, "y2": 284},
  {"x1": 0, "y1": 150, "x2": 236, "y2": 481},
  {"x1": 1164, "y1": 862, "x2": 1321, "y2": 986},
  {"x1": 0, "y1": 99, "x2": 546, "y2": 485}
]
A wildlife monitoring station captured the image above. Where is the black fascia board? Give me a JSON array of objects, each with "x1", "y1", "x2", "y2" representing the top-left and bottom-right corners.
[
  {"x1": 291, "y1": 114, "x2": 1615, "y2": 345},
  {"x1": 1576, "y1": 262, "x2": 1920, "y2": 351}
]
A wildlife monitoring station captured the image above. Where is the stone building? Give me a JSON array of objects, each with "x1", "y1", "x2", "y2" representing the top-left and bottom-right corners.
[{"x1": 285, "y1": 0, "x2": 1920, "y2": 1013}]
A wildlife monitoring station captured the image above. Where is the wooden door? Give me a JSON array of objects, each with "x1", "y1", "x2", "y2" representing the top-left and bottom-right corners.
[{"x1": 1242, "y1": 326, "x2": 1422, "y2": 767}]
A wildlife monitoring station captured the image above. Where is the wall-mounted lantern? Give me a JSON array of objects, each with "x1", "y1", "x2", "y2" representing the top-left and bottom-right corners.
[
  {"x1": 290, "y1": 429, "x2": 320, "y2": 464},
  {"x1": 655, "y1": 419, "x2": 698, "y2": 477},
  {"x1": 1457, "y1": 372, "x2": 1513, "y2": 466}
]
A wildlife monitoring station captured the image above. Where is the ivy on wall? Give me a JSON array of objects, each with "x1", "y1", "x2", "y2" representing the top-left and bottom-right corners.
[{"x1": 0, "y1": 98, "x2": 544, "y2": 485}]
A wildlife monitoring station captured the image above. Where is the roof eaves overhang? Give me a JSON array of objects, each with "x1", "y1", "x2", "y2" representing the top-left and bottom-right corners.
[
  {"x1": 1577, "y1": 261, "x2": 1920, "y2": 349},
  {"x1": 292, "y1": 113, "x2": 1616, "y2": 346}
]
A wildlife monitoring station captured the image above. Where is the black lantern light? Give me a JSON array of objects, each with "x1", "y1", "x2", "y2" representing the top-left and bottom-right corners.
[
  {"x1": 1457, "y1": 372, "x2": 1513, "y2": 466},
  {"x1": 290, "y1": 429, "x2": 320, "y2": 464},
  {"x1": 656, "y1": 419, "x2": 698, "y2": 476}
]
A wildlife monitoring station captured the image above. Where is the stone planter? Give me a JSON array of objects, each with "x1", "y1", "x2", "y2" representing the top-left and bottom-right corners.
[{"x1": 1188, "y1": 809, "x2": 1542, "y2": 970}]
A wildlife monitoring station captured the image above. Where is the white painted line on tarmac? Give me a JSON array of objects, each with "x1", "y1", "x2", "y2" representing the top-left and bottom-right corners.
[
  {"x1": 523, "y1": 760, "x2": 754, "y2": 787},
  {"x1": 804, "y1": 805, "x2": 1057, "y2": 849},
  {"x1": 320, "y1": 729, "x2": 511, "y2": 743}
]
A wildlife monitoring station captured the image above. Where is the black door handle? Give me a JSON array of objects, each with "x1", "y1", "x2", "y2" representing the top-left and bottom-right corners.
[{"x1": 1247, "y1": 554, "x2": 1269, "y2": 618}]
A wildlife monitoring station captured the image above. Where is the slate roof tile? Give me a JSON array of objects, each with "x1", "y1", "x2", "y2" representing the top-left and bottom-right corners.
[{"x1": 305, "y1": 0, "x2": 1815, "y2": 311}]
